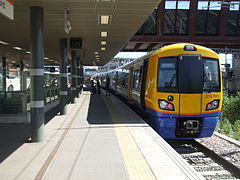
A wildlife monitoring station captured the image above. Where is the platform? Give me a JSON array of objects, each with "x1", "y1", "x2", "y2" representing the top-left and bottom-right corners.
[{"x1": 0, "y1": 91, "x2": 203, "y2": 180}]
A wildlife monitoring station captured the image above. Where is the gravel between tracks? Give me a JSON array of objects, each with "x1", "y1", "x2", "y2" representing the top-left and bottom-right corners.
[{"x1": 196, "y1": 133, "x2": 240, "y2": 169}]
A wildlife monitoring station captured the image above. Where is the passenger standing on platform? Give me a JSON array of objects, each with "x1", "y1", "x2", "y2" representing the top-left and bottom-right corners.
[
  {"x1": 105, "y1": 77, "x2": 111, "y2": 96},
  {"x1": 96, "y1": 77, "x2": 101, "y2": 94},
  {"x1": 91, "y1": 78, "x2": 97, "y2": 94}
]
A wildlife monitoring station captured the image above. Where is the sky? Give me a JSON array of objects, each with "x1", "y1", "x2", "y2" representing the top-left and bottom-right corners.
[{"x1": 114, "y1": 52, "x2": 147, "y2": 59}]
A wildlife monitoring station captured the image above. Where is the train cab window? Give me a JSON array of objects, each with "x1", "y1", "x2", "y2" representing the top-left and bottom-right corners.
[
  {"x1": 203, "y1": 58, "x2": 220, "y2": 92},
  {"x1": 158, "y1": 57, "x2": 177, "y2": 92}
]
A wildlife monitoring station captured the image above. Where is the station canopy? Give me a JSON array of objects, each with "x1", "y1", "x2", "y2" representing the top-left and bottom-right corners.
[{"x1": 0, "y1": 0, "x2": 160, "y2": 66}]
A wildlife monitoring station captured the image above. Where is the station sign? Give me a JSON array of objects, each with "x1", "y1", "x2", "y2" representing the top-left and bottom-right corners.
[
  {"x1": 70, "y1": 38, "x2": 82, "y2": 49},
  {"x1": 0, "y1": 0, "x2": 14, "y2": 20}
]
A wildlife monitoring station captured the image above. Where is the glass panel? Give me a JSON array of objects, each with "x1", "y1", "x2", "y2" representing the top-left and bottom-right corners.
[
  {"x1": 135, "y1": 10, "x2": 156, "y2": 35},
  {"x1": 177, "y1": 1, "x2": 190, "y2": 9},
  {"x1": 198, "y1": 1, "x2": 209, "y2": 10},
  {"x1": 178, "y1": 56, "x2": 203, "y2": 93},
  {"x1": 143, "y1": 11, "x2": 156, "y2": 34},
  {"x1": 6, "y1": 70, "x2": 21, "y2": 91},
  {"x1": 165, "y1": 1, "x2": 177, "y2": 9},
  {"x1": 163, "y1": 10, "x2": 176, "y2": 34},
  {"x1": 206, "y1": 11, "x2": 219, "y2": 35},
  {"x1": 196, "y1": 11, "x2": 207, "y2": 34},
  {"x1": 203, "y1": 59, "x2": 220, "y2": 92},
  {"x1": 209, "y1": 1, "x2": 221, "y2": 10},
  {"x1": 230, "y1": 1, "x2": 240, "y2": 11},
  {"x1": 176, "y1": 10, "x2": 188, "y2": 34},
  {"x1": 158, "y1": 57, "x2": 177, "y2": 92}
]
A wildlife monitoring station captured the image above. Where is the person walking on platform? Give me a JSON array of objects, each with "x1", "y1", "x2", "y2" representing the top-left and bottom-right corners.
[
  {"x1": 105, "y1": 77, "x2": 111, "y2": 96},
  {"x1": 96, "y1": 77, "x2": 101, "y2": 94}
]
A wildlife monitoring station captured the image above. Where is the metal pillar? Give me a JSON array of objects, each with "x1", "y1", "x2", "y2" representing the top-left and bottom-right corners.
[
  {"x1": 2, "y1": 57, "x2": 6, "y2": 93},
  {"x1": 79, "y1": 66, "x2": 84, "y2": 92},
  {"x1": 59, "y1": 38, "x2": 68, "y2": 115},
  {"x1": 20, "y1": 60, "x2": 24, "y2": 91},
  {"x1": 30, "y1": 6, "x2": 45, "y2": 142},
  {"x1": 70, "y1": 50, "x2": 77, "y2": 103},
  {"x1": 76, "y1": 57, "x2": 80, "y2": 97}
]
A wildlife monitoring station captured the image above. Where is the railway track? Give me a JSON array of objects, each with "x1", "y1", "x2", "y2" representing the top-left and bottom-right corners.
[{"x1": 167, "y1": 139, "x2": 240, "y2": 180}]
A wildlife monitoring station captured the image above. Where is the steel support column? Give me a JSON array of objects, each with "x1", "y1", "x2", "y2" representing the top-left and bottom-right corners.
[
  {"x1": 70, "y1": 50, "x2": 77, "y2": 103},
  {"x1": 59, "y1": 38, "x2": 68, "y2": 115},
  {"x1": 80, "y1": 66, "x2": 84, "y2": 92},
  {"x1": 188, "y1": 0, "x2": 197, "y2": 36},
  {"x1": 76, "y1": 57, "x2": 80, "y2": 97},
  {"x1": 30, "y1": 6, "x2": 45, "y2": 142},
  {"x1": 2, "y1": 57, "x2": 6, "y2": 93}
]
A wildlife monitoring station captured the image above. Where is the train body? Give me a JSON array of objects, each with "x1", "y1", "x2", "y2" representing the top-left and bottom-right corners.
[{"x1": 98, "y1": 43, "x2": 222, "y2": 139}]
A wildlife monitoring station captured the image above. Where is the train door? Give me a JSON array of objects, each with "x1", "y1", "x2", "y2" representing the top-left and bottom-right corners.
[
  {"x1": 128, "y1": 67, "x2": 134, "y2": 101},
  {"x1": 140, "y1": 59, "x2": 148, "y2": 108},
  {"x1": 178, "y1": 55, "x2": 202, "y2": 115}
]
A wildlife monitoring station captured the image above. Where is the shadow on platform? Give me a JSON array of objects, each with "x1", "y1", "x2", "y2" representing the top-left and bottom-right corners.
[
  {"x1": 86, "y1": 93, "x2": 145, "y2": 125},
  {"x1": 0, "y1": 105, "x2": 60, "y2": 163}
]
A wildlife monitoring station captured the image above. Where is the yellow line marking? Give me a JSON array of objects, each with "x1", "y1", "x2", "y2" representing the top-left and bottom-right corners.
[{"x1": 103, "y1": 96, "x2": 156, "y2": 180}]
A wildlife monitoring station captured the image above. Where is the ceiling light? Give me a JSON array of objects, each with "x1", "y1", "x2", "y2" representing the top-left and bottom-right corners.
[
  {"x1": 101, "y1": 31, "x2": 108, "y2": 37},
  {"x1": 101, "y1": 47, "x2": 106, "y2": 51},
  {"x1": 95, "y1": 55, "x2": 99, "y2": 58},
  {"x1": 26, "y1": 51, "x2": 30, "y2": 54},
  {"x1": 94, "y1": 52, "x2": 99, "y2": 55},
  {"x1": 49, "y1": 59, "x2": 54, "y2": 62},
  {"x1": 11, "y1": 61, "x2": 16, "y2": 63},
  {"x1": 0, "y1": 40, "x2": 9, "y2": 45},
  {"x1": 44, "y1": 57, "x2": 49, "y2": 60},
  {"x1": 13, "y1": 46, "x2": 23, "y2": 50},
  {"x1": 54, "y1": 61, "x2": 58, "y2": 63},
  {"x1": 100, "y1": 15, "x2": 110, "y2": 24},
  {"x1": 101, "y1": 41, "x2": 107, "y2": 45}
]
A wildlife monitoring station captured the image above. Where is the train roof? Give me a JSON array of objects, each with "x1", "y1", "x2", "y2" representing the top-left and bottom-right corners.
[{"x1": 152, "y1": 43, "x2": 219, "y2": 59}]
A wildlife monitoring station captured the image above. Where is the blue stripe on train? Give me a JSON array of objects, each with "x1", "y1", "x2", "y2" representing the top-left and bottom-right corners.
[{"x1": 146, "y1": 107, "x2": 220, "y2": 139}]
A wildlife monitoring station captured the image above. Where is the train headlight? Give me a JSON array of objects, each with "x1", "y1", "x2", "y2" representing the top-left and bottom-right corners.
[
  {"x1": 159, "y1": 100, "x2": 175, "y2": 111},
  {"x1": 206, "y1": 100, "x2": 220, "y2": 111}
]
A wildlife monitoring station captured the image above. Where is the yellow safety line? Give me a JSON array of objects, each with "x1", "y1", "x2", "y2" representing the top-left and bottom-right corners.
[{"x1": 103, "y1": 96, "x2": 156, "y2": 180}]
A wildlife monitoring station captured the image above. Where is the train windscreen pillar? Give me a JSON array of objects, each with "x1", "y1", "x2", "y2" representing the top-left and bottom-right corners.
[
  {"x1": 30, "y1": 6, "x2": 45, "y2": 142},
  {"x1": 70, "y1": 50, "x2": 77, "y2": 103},
  {"x1": 76, "y1": 57, "x2": 81, "y2": 97},
  {"x1": 59, "y1": 38, "x2": 68, "y2": 115}
]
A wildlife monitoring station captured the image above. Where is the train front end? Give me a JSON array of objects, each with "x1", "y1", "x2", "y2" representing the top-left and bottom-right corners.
[{"x1": 145, "y1": 44, "x2": 222, "y2": 139}]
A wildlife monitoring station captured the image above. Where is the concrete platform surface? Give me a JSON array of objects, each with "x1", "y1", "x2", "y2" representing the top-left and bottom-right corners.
[{"x1": 0, "y1": 91, "x2": 203, "y2": 180}]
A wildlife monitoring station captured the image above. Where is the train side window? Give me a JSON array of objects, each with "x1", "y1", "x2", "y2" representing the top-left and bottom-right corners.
[
  {"x1": 158, "y1": 57, "x2": 178, "y2": 92},
  {"x1": 133, "y1": 69, "x2": 140, "y2": 90},
  {"x1": 137, "y1": 66, "x2": 143, "y2": 92}
]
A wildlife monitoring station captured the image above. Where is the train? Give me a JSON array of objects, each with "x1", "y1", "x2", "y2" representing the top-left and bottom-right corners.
[{"x1": 96, "y1": 43, "x2": 223, "y2": 139}]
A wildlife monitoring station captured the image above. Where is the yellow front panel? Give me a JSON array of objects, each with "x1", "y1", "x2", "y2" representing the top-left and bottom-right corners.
[
  {"x1": 154, "y1": 92, "x2": 180, "y2": 114},
  {"x1": 180, "y1": 94, "x2": 202, "y2": 115}
]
